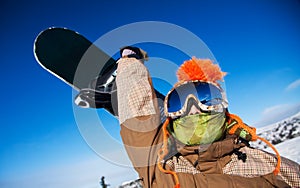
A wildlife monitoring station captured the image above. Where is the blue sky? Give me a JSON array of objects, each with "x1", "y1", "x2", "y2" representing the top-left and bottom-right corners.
[{"x1": 1, "y1": 0, "x2": 300, "y2": 187}]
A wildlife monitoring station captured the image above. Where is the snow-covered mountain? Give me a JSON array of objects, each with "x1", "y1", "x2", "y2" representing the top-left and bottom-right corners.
[
  {"x1": 117, "y1": 179, "x2": 143, "y2": 188},
  {"x1": 250, "y1": 111, "x2": 300, "y2": 163}
]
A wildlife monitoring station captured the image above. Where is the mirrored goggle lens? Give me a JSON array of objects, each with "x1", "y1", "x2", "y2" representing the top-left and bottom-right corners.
[{"x1": 167, "y1": 82, "x2": 224, "y2": 113}]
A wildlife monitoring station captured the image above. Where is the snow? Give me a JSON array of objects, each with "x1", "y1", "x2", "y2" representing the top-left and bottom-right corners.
[
  {"x1": 251, "y1": 112, "x2": 300, "y2": 151},
  {"x1": 268, "y1": 136, "x2": 300, "y2": 163},
  {"x1": 256, "y1": 111, "x2": 300, "y2": 134}
]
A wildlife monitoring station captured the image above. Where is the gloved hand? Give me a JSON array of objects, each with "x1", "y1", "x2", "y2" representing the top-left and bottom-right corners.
[{"x1": 120, "y1": 46, "x2": 148, "y2": 61}]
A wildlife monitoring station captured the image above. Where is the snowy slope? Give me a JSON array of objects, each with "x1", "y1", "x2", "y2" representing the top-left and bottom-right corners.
[
  {"x1": 250, "y1": 111, "x2": 300, "y2": 163},
  {"x1": 267, "y1": 136, "x2": 300, "y2": 163}
]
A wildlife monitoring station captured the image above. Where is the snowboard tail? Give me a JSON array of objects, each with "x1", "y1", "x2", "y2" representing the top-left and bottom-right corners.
[
  {"x1": 34, "y1": 27, "x2": 165, "y2": 117},
  {"x1": 34, "y1": 27, "x2": 116, "y2": 90}
]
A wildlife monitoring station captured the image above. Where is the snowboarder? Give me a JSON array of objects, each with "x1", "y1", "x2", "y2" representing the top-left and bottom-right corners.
[
  {"x1": 116, "y1": 46, "x2": 300, "y2": 188},
  {"x1": 100, "y1": 176, "x2": 110, "y2": 188}
]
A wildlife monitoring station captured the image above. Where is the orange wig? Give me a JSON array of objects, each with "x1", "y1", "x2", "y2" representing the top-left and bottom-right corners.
[{"x1": 177, "y1": 57, "x2": 226, "y2": 84}]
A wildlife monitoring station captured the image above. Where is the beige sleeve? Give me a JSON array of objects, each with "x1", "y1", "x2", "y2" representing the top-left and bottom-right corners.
[{"x1": 116, "y1": 58, "x2": 158, "y2": 124}]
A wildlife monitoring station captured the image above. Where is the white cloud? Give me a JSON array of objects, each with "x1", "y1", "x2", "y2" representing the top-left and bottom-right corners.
[
  {"x1": 262, "y1": 104, "x2": 291, "y2": 115},
  {"x1": 253, "y1": 102, "x2": 300, "y2": 127},
  {"x1": 285, "y1": 79, "x2": 300, "y2": 91}
]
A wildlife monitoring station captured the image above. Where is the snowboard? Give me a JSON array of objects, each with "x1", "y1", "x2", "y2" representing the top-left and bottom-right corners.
[{"x1": 34, "y1": 27, "x2": 165, "y2": 117}]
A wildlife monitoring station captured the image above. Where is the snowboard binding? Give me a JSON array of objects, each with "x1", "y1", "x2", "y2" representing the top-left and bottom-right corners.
[{"x1": 74, "y1": 67, "x2": 118, "y2": 116}]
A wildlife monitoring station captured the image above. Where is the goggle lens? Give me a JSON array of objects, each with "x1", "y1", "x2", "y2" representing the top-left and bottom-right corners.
[{"x1": 167, "y1": 82, "x2": 224, "y2": 113}]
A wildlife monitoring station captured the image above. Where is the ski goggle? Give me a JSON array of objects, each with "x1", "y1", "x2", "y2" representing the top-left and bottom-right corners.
[{"x1": 164, "y1": 80, "x2": 228, "y2": 118}]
